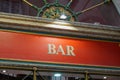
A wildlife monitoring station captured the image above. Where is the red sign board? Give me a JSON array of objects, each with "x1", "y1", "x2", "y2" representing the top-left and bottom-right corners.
[{"x1": 0, "y1": 31, "x2": 120, "y2": 67}]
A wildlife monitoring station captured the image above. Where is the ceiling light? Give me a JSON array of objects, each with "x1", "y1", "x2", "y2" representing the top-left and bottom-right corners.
[
  {"x1": 54, "y1": 73, "x2": 62, "y2": 77},
  {"x1": 103, "y1": 76, "x2": 107, "y2": 79},
  {"x1": 60, "y1": 14, "x2": 67, "y2": 19},
  {"x1": 2, "y1": 70, "x2": 6, "y2": 73}
]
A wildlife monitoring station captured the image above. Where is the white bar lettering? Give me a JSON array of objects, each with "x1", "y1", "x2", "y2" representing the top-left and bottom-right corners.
[
  {"x1": 57, "y1": 45, "x2": 65, "y2": 55},
  {"x1": 48, "y1": 44, "x2": 56, "y2": 54},
  {"x1": 66, "y1": 46, "x2": 75, "y2": 56},
  {"x1": 48, "y1": 44, "x2": 75, "y2": 56}
]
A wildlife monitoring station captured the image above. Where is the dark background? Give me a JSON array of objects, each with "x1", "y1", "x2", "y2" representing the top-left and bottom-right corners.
[{"x1": 0, "y1": 0, "x2": 120, "y2": 26}]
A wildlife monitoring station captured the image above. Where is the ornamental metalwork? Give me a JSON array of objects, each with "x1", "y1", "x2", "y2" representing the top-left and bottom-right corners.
[{"x1": 23, "y1": 0, "x2": 111, "y2": 21}]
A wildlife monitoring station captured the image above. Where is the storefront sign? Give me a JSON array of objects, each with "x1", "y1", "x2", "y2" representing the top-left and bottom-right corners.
[{"x1": 0, "y1": 31, "x2": 120, "y2": 67}]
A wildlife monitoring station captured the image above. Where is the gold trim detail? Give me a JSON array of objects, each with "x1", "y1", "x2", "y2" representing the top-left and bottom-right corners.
[
  {"x1": 0, "y1": 58, "x2": 120, "y2": 76},
  {"x1": 0, "y1": 12, "x2": 120, "y2": 43},
  {"x1": 0, "y1": 58, "x2": 120, "y2": 69}
]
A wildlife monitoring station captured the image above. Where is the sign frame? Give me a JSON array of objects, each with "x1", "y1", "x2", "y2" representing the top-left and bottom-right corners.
[{"x1": 0, "y1": 12, "x2": 120, "y2": 75}]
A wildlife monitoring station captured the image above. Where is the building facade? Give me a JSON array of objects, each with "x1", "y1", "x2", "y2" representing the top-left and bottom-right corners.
[{"x1": 0, "y1": 0, "x2": 120, "y2": 80}]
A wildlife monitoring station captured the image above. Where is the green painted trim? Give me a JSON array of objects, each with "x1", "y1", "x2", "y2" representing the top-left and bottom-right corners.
[
  {"x1": 43, "y1": 0, "x2": 48, "y2": 4},
  {"x1": 0, "y1": 59, "x2": 120, "y2": 71}
]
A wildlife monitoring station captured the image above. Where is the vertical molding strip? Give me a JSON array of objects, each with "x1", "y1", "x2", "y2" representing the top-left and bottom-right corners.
[{"x1": 112, "y1": 0, "x2": 120, "y2": 15}]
